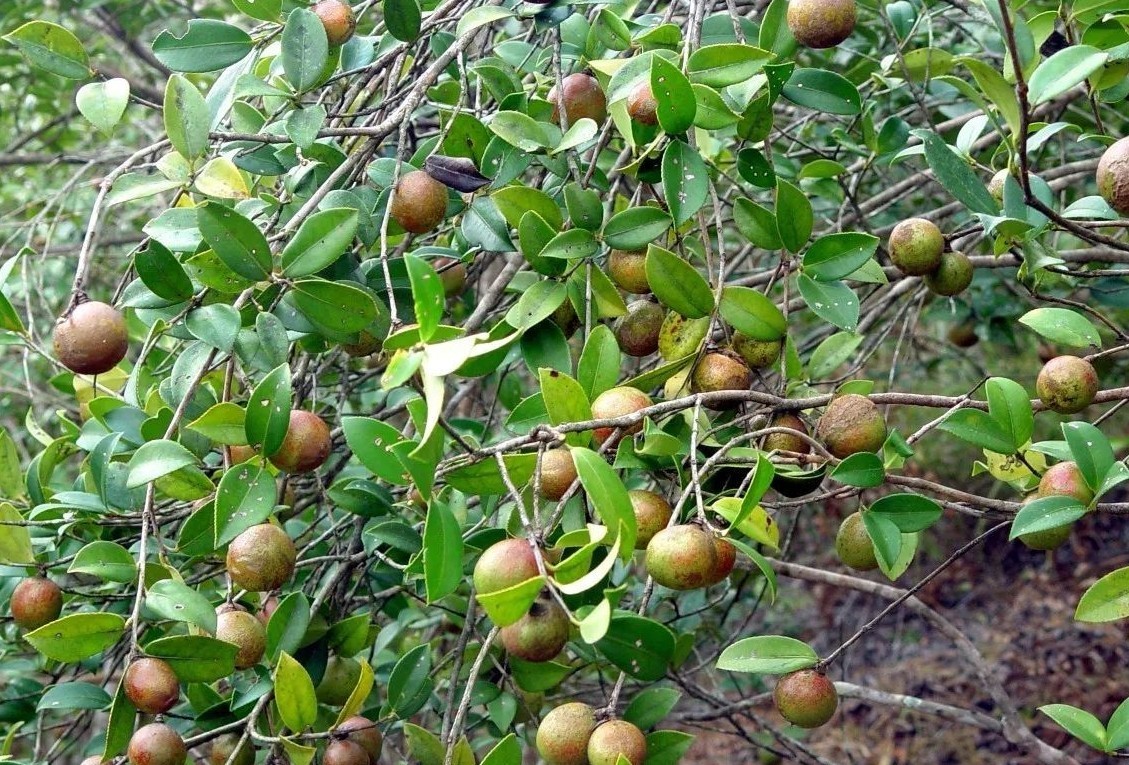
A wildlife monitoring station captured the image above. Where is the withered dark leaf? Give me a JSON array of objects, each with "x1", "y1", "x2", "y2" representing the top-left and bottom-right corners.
[{"x1": 424, "y1": 155, "x2": 492, "y2": 193}]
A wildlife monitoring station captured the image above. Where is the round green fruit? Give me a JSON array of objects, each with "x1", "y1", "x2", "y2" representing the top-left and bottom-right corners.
[
  {"x1": 587, "y1": 720, "x2": 647, "y2": 765},
  {"x1": 816, "y1": 393, "x2": 887, "y2": 458},
  {"x1": 947, "y1": 322, "x2": 978, "y2": 348},
  {"x1": 786, "y1": 0, "x2": 857, "y2": 48},
  {"x1": 835, "y1": 511, "x2": 878, "y2": 571},
  {"x1": 124, "y1": 657, "x2": 180, "y2": 714},
  {"x1": 10, "y1": 576, "x2": 62, "y2": 630},
  {"x1": 127, "y1": 723, "x2": 187, "y2": 765},
  {"x1": 645, "y1": 525, "x2": 719, "y2": 590},
  {"x1": 607, "y1": 249, "x2": 649, "y2": 294},
  {"x1": 500, "y1": 592, "x2": 569, "y2": 662},
  {"x1": 1038, "y1": 461, "x2": 1094, "y2": 505},
  {"x1": 774, "y1": 670, "x2": 838, "y2": 728},
  {"x1": 317, "y1": 656, "x2": 362, "y2": 706},
  {"x1": 539, "y1": 448, "x2": 577, "y2": 501},
  {"x1": 1019, "y1": 523, "x2": 1072, "y2": 551},
  {"x1": 536, "y1": 702, "x2": 597, "y2": 765},
  {"x1": 53, "y1": 300, "x2": 129, "y2": 376},
  {"x1": 1096, "y1": 136, "x2": 1129, "y2": 216},
  {"x1": 269, "y1": 409, "x2": 332, "y2": 474},
  {"x1": 591, "y1": 386, "x2": 652, "y2": 446},
  {"x1": 472, "y1": 538, "x2": 539, "y2": 595},
  {"x1": 988, "y1": 169, "x2": 1010, "y2": 202},
  {"x1": 390, "y1": 169, "x2": 448, "y2": 234},
  {"x1": 629, "y1": 489, "x2": 673, "y2": 549},
  {"x1": 216, "y1": 607, "x2": 267, "y2": 669},
  {"x1": 732, "y1": 333, "x2": 782, "y2": 369},
  {"x1": 657, "y1": 312, "x2": 709, "y2": 361},
  {"x1": 888, "y1": 217, "x2": 944, "y2": 276},
  {"x1": 226, "y1": 523, "x2": 297, "y2": 592},
  {"x1": 923, "y1": 251, "x2": 973, "y2": 296},
  {"x1": 207, "y1": 734, "x2": 254, "y2": 765},
  {"x1": 763, "y1": 413, "x2": 810, "y2": 454},
  {"x1": 1037, "y1": 355, "x2": 1098, "y2": 414},
  {"x1": 614, "y1": 300, "x2": 664, "y2": 357},
  {"x1": 548, "y1": 73, "x2": 607, "y2": 126}
]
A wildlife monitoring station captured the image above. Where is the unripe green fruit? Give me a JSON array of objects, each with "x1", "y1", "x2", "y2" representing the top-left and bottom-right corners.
[
  {"x1": 835, "y1": 512, "x2": 878, "y2": 571},
  {"x1": 10, "y1": 576, "x2": 62, "y2": 630},
  {"x1": 539, "y1": 448, "x2": 577, "y2": 501},
  {"x1": 390, "y1": 170, "x2": 448, "y2": 234},
  {"x1": 607, "y1": 249, "x2": 650, "y2": 294},
  {"x1": 473, "y1": 538, "x2": 539, "y2": 595},
  {"x1": 208, "y1": 734, "x2": 254, "y2": 765},
  {"x1": 313, "y1": 0, "x2": 357, "y2": 46},
  {"x1": 591, "y1": 386, "x2": 652, "y2": 446},
  {"x1": 629, "y1": 489, "x2": 672, "y2": 549},
  {"x1": 1019, "y1": 523, "x2": 1072, "y2": 551},
  {"x1": 732, "y1": 333, "x2": 782, "y2": 369},
  {"x1": 1037, "y1": 355, "x2": 1098, "y2": 414},
  {"x1": 587, "y1": 720, "x2": 647, "y2": 765},
  {"x1": 627, "y1": 83, "x2": 658, "y2": 126},
  {"x1": 127, "y1": 723, "x2": 187, "y2": 765},
  {"x1": 786, "y1": 0, "x2": 857, "y2": 48},
  {"x1": 763, "y1": 413, "x2": 810, "y2": 454},
  {"x1": 1038, "y1": 461, "x2": 1094, "y2": 505},
  {"x1": 500, "y1": 593, "x2": 569, "y2": 662},
  {"x1": 536, "y1": 702, "x2": 597, "y2": 765},
  {"x1": 645, "y1": 525, "x2": 719, "y2": 590},
  {"x1": 548, "y1": 73, "x2": 607, "y2": 126},
  {"x1": 324, "y1": 740, "x2": 369, "y2": 765},
  {"x1": 614, "y1": 300, "x2": 664, "y2": 357},
  {"x1": 53, "y1": 300, "x2": 129, "y2": 376},
  {"x1": 691, "y1": 350, "x2": 752, "y2": 406},
  {"x1": 988, "y1": 169, "x2": 1010, "y2": 203},
  {"x1": 317, "y1": 656, "x2": 362, "y2": 706},
  {"x1": 658, "y1": 312, "x2": 709, "y2": 361},
  {"x1": 1096, "y1": 136, "x2": 1129, "y2": 216},
  {"x1": 216, "y1": 608, "x2": 267, "y2": 669},
  {"x1": 888, "y1": 218, "x2": 944, "y2": 276},
  {"x1": 124, "y1": 657, "x2": 180, "y2": 714},
  {"x1": 269, "y1": 409, "x2": 332, "y2": 474},
  {"x1": 226, "y1": 523, "x2": 297, "y2": 592},
  {"x1": 947, "y1": 322, "x2": 979, "y2": 348},
  {"x1": 336, "y1": 716, "x2": 383, "y2": 764},
  {"x1": 816, "y1": 393, "x2": 887, "y2": 458},
  {"x1": 923, "y1": 251, "x2": 974, "y2": 296},
  {"x1": 774, "y1": 670, "x2": 838, "y2": 728}
]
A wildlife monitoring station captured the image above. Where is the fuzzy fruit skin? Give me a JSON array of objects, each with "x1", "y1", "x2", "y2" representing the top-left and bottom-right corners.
[
  {"x1": 835, "y1": 512, "x2": 878, "y2": 571},
  {"x1": 10, "y1": 576, "x2": 62, "y2": 630},
  {"x1": 645, "y1": 525, "x2": 720, "y2": 590},
  {"x1": 500, "y1": 594, "x2": 569, "y2": 661},
  {"x1": 630, "y1": 490, "x2": 673, "y2": 549},
  {"x1": 607, "y1": 249, "x2": 649, "y2": 294},
  {"x1": 313, "y1": 0, "x2": 356, "y2": 45},
  {"x1": 774, "y1": 670, "x2": 838, "y2": 728},
  {"x1": 627, "y1": 82, "x2": 658, "y2": 125},
  {"x1": 539, "y1": 448, "x2": 577, "y2": 501},
  {"x1": 1097, "y1": 137, "x2": 1129, "y2": 216},
  {"x1": 923, "y1": 251, "x2": 974, "y2": 296},
  {"x1": 208, "y1": 734, "x2": 253, "y2": 765},
  {"x1": 536, "y1": 702, "x2": 597, "y2": 765},
  {"x1": 591, "y1": 387, "x2": 652, "y2": 446},
  {"x1": 708, "y1": 537, "x2": 737, "y2": 584},
  {"x1": 549, "y1": 73, "x2": 608, "y2": 126},
  {"x1": 128, "y1": 723, "x2": 187, "y2": 765},
  {"x1": 226, "y1": 523, "x2": 297, "y2": 592},
  {"x1": 614, "y1": 301, "x2": 664, "y2": 357},
  {"x1": 988, "y1": 169, "x2": 1010, "y2": 202},
  {"x1": 53, "y1": 301, "x2": 129, "y2": 375},
  {"x1": 1020, "y1": 523, "x2": 1072, "y2": 551},
  {"x1": 816, "y1": 393, "x2": 887, "y2": 458},
  {"x1": 269, "y1": 410, "x2": 332, "y2": 474},
  {"x1": 473, "y1": 538, "x2": 539, "y2": 595},
  {"x1": 434, "y1": 256, "x2": 468, "y2": 297},
  {"x1": 124, "y1": 658, "x2": 180, "y2": 714},
  {"x1": 390, "y1": 170, "x2": 448, "y2": 234},
  {"x1": 732, "y1": 333, "x2": 782, "y2": 369},
  {"x1": 317, "y1": 656, "x2": 362, "y2": 706},
  {"x1": 658, "y1": 313, "x2": 709, "y2": 361},
  {"x1": 336, "y1": 716, "x2": 383, "y2": 764},
  {"x1": 947, "y1": 322, "x2": 979, "y2": 348},
  {"x1": 324, "y1": 740, "x2": 369, "y2": 765},
  {"x1": 786, "y1": 0, "x2": 857, "y2": 48},
  {"x1": 216, "y1": 608, "x2": 267, "y2": 669},
  {"x1": 888, "y1": 218, "x2": 944, "y2": 276},
  {"x1": 691, "y1": 351, "x2": 752, "y2": 407},
  {"x1": 1038, "y1": 461, "x2": 1094, "y2": 505},
  {"x1": 764, "y1": 413, "x2": 810, "y2": 454},
  {"x1": 587, "y1": 720, "x2": 647, "y2": 765},
  {"x1": 1037, "y1": 355, "x2": 1098, "y2": 414}
]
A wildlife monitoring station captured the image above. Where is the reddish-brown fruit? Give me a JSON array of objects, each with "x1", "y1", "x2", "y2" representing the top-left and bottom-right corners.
[
  {"x1": 127, "y1": 723, "x2": 187, "y2": 765},
  {"x1": 591, "y1": 387, "x2": 652, "y2": 446},
  {"x1": 774, "y1": 670, "x2": 838, "y2": 728},
  {"x1": 10, "y1": 576, "x2": 62, "y2": 630},
  {"x1": 548, "y1": 73, "x2": 608, "y2": 126},
  {"x1": 614, "y1": 300, "x2": 664, "y2": 357},
  {"x1": 324, "y1": 740, "x2": 370, "y2": 765},
  {"x1": 207, "y1": 734, "x2": 253, "y2": 765},
  {"x1": 257, "y1": 594, "x2": 280, "y2": 626},
  {"x1": 472, "y1": 538, "x2": 540, "y2": 595},
  {"x1": 816, "y1": 393, "x2": 887, "y2": 458},
  {"x1": 539, "y1": 448, "x2": 577, "y2": 501},
  {"x1": 500, "y1": 593, "x2": 569, "y2": 662},
  {"x1": 764, "y1": 413, "x2": 810, "y2": 454},
  {"x1": 336, "y1": 716, "x2": 383, "y2": 764},
  {"x1": 947, "y1": 322, "x2": 979, "y2": 348},
  {"x1": 216, "y1": 608, "x2": 267, "y2": 669},
  {"x1": 390, "y1": 170, "x2": 448, "y2": 234},
  {"x1": 607, "y1": 249, "x2": 650, "y2": 294},
  {"x1": 53, "y1": 301, "x2": 129, "y2": 375},
  {"x1": 587, "y1": 720, "x2": 647, "y2": 765},
  {"x1": 1038, "y1": 461, "x2": 1094, "y2": 505},
  {"x1": 629, "y1": 489, "x2": 673, "y2": 549},
  {"x1": 124, "y1": 658, "x2": 180, "y2": 714},
  {"x1": 708, "y1": 537, "x2": 737, "y2": 584},
  {"x1": 269, "y1": 410, "x2": 332, "y2": 474},
  {"x1": 317, "y1": 656, "x2": 362, "y2": 706},
  {"x1": 1037, "y1": 355, "x2": 1098, "y2": 414},
  {"x1": 434, "y1": 256, "x2": 468, "y2": 297},
  {"x1": 627, "y1": 82, "x2": 659, "y2": 126},
  {"x1": 1097, "y1": 136, "x2": 1129, "y2": 216},
  {"x1": 691, "y1": 350, "x2": 752, "y2": 406},
  {"x1": 536, "y1": 702, "x2": 597, "y2": 765},
  {"x1": 313, "y1": 0, "x2": 357, "y2": 46},
  {"x1": 786, "y1": 0, "x2": 857, "y2": 48},
  {"x1": 227, "y1": 444, "x2": 257, "y2": 464},
  {"x1": 226, "y1": 523, "x2": 297, "y2": 592},
  {"x1": 341, "y1": 330, "x2": 382, "y2": 357},
  {"x1": 645, "y1": 525, "x2": 720, "y2": 590}
]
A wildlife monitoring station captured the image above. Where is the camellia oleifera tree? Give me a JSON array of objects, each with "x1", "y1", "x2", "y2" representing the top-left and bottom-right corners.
[{"x1": 3, "y1": 0, "x2": 1129, "y2": 763}]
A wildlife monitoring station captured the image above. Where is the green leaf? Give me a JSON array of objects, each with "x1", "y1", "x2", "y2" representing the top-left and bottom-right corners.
[
  {"x1": 719, "y1": 286, "x2": 787, "y2": 341},
  {"x1": 937, "y1": 408, "x2": 1015, "y2": 453},
  {"x1": 489, "y1": 111, "x2": 550, "y2": 152},
  {"x1": 135, "y1": 241, "x2": 193, "y2": 302},
  {"x1": 245, "y1": 364, "x2": 292, "y2": 456},
  {"x1": 385, "y1": 0, "x2": 422, "y2": 42},
  {"x1": 650, "y1": 55, "x2": 696, "y2": 134},
  {"x1": 1029, "y1": 45, "x2": 1108, "y2": 105},
  {"x1": 540, "y1": 369, "x2": 591, "y2": 446},
  {"x1": 275, "y1": 652, "x2": 318, "y2": 732},
  {"x1": 603, "y1": 206, "x2": 672, "y2": 250},
  {"x1": 1109, "y1": 699, "x2": 1129, "y2": 751},
  {"x1": 387, "y1": 645, "x2": 433, "y2": 718},
  {"x1": 912, "y1": 130, "x2": 997, "y2": 215},
  {"x1": 281, "y1": 208, "x2": 358, "y2": 278},
  {"x1": 143, "y1": 635, "x2": 238, "y2": 682},
  {"x1": 197, "y1": 203, "x2": 272, "y2": 281},
  {"x1": 803, "y1": 233, "x2": 879, "y2": 281},
  {"x1": 0, "y1": 503, "x2": 34, "y2": 564},
  {"x1": 830, "y1": 452, "x2": 885, "y2": 488},
  {"x1": 3, "y1": 21, "x2": 90, "y2": 79},
  {"x1": 424, "y1": 500, "x2": 463, "y2": 602},
  {"x1": 540, "y1": 229, "x2": 599, "y2": 260},
  {"x1": 341, "y1": 417, "x2": 410, "y2": 484},
  {"x1": 145, "y1": 578, "x2": 217, "y2": 633},
  {"x1": 797, "y1": 275, "x2": 858, "y2": 331},
  {"x1": 1018, "y1": 308, "x2": 1101, "y2": 348},
  {"x1": 267, "y1": 592, "x2": 311, "y2": 662},
  {"x1": 480, "y1": 734, "x2": 521, "y2": 765},
  {"x1": 152, "y1": 19, "x2": 252, "y2": 72},
  {"x1": 692, "y1": 84, "x2": 739, "y2": 130},
  {"x1": 646, "y1": 246, "x2": 714, "y2": 319},
  {"x1": 475, "y1": 575, "x2": 545, "y2": 627},
  {"x1": 861, "y1": 511, "x2": 902, "y2": 569},
  {"x1": 101, "y1": 677, "x2": 135, "y2": 762},
  {"x1": 782, "y1": 68, "x2": 861, "y2": 115},
  {"x1": 25, "y1": 613, "x2": 126, "y2": 662},
  {"x1": 573, "y1": 447, "x2": 637, "y2": 556},
  {"x1": 624, "y1": 687, "x2": 681, "y2": 730},
  {"x1": 405, "y1": 254, "x2": 444, "y2": 343},
  {"x1": 644, "y1": 730, "x2": 695, "y2": 765},
  {"x1": 456, "y1": 6, "x2": 515, "y2": 36},
  {"x1": 127, "y1": 439, "x2": 198, "y2": 488},
  {"x1": 687, "y1": 43, "x2": 771, "y2": 86},
  {"x1": 716, "y1": 635, "x2": 819, "y2": 674},
  {"x1": 809, "y1": 331, "x2": 863, "y2": 379},
  {"x1": 233, "y1": 0, "x2": 281, "y2": 21},
  {"x1": 662, "y1": 140, "x2": 709, "y2": 225},
  {"x1": 164, "y1": 74, "x2": 209, "y2": 160},
  {"x1": 868, "y1": 493, "x2": 942, "y2": 533},
  {"x1": 187, "y1": 402, "x2": 247, "y2": 445},
  {"x1": 775, "y1": 180, "x2": 812, "y2": 252},
  {"x1": 215, "y1": 462, "x2": 277, "y2": 546},
  {"x1": 68, "y1": 541, "x2": 135, "y2": 583},
  {"x1": 595, "y1": 614, "x2": 675, "y2": 680},
  {"x1": 1075, "y1": 566, "x2": 1129, "y2": 623},
  {"x1": 1008, "y1": 494, "x2": 1087, "y2": 539},
  {"x1": 986, "y1": 377, "x2": 1033, "y2": 451},
  {"x1": 446, "y1": 454, "x2": 537, "y2": 495},
  {"x1": 1062, "y1": 421, "x2": 1112, "y2": 493},
  {"x1": 187, "y1": 304, "x2": 241, "y2": 352},
  {"x1": 292, "y1": 278, "x2": 379, "y2": 335},
  {"x1": 37, "y1": 682, "x2": 111, "y2": 712},
  {"x1": 505, "y1": 280, "x2": 568, "y2": 331},
  {"x1": 577, "y1": 325, "x2": 622, "y2": 400},
  {"x1": 76, "y1": 78, "x2": 129, "y2": 136},
  {"x1": 1038, "y1": 704, "x2": 1108, "y2": 752},
  {"x1": 282, "y1": 8, "x2": 329, "y2": 92}
]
